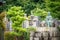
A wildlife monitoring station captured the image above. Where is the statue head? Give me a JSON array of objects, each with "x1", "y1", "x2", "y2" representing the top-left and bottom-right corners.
[{"x1": 48, "y1": 12, "x2": 50, "y2": 16}]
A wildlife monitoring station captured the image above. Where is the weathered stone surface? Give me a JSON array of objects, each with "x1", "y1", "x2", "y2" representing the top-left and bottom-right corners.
[
  {"x1": 30, "y1": 27, "x2": 60, "y2": 40},
  {"x1": 34, "y1": 37, "x2": 39, "y2": 40}
]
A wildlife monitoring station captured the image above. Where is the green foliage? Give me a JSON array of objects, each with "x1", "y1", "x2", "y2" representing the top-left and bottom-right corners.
[
  {"x1": 7, "y1": 6, "x2": 36, "y2": 40},
  {"x1": 23, "y1": 27, "x2": 36, "y2": 40},
  {"x1": 31, "y1": 8, "x2": 48, "y2": 20},
  {"x1": 7, "y1": 6, "x2": 25, "y2": 27},
  {"x1": 12, "y1": 16, "x2": 25, "y2": 27},
  {"x1": 24, "y1": 32, "x2": 30, "y2": 40},
  {"x1": 7, "y1": 6, "x2": 24, "y2": 18},
  {"x1": 3, "y1": 0, "x2": 46, "y2": 16},
  {"x1": 0, "y1": 12, "x2": 6, "y2": 30},
  {"x1": 13, "y1": 27, "x2": 27, "y2": 36},
  {"x1": 4, "y1": 32, "x2": 15, "y2": 40},
  {"x1": 45, "y1": 0, "x2": 60, "y2": 19},
  {"x1": 27, "y1": 27, "x2": 36, "y2": 32},
  {"x1": 0, "y1": 12, "x2": 6, "y2": 40},
  {"x1": 1, "y1": 0, "x2": 60, "y2": 19},
  {"x1": 7, "y1": 6, "x2": 26, "y2": 36}
]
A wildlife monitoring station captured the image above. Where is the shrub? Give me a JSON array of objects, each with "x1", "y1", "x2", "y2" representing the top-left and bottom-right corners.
[{"x1": 4, "y1": 32, "x2": 15, "y2": 40}]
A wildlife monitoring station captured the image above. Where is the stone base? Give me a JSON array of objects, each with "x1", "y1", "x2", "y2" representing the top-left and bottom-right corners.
[
  {"x1": 35, "y1": 27, "x2": 58, "y2": 32},
  {"x1": 30, "y1": 27, "x2": 60, "y2": 40}
]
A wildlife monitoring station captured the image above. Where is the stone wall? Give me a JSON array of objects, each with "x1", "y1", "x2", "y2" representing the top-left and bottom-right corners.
[
  {"x1": 30, "y1": 27, "x2": 60, "y2": 40},
  {"x1": 30, "y1": 31, "x2": 60, "y2": 40}
]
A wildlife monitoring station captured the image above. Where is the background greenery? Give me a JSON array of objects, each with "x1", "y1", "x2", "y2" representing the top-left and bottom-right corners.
[{"x1": 0, "y1": 0, "x2": 60, "y2": 19}]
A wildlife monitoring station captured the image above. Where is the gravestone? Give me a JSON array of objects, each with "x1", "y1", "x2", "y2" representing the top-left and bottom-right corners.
[{"x1": 22, "y1": 14, "x2": 29, "y2": 28}]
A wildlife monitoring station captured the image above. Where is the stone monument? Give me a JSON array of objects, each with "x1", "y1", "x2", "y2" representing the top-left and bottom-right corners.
[
  {"x1": 22, "y1": 14, "x2": 29, "y2": 28},
  {"x1": 45, "y1": 12, "x2": 53, "y2": 27}
]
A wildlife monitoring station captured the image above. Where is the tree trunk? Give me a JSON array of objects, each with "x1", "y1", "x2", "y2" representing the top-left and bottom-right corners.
[{"x1": 0, "y1": 27, "x2": 4, "y2": 40}]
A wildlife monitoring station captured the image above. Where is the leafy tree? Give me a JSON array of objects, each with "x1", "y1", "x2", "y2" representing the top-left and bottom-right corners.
[
  {"x1": 31, "y1": 8, "x2": 48, "y2": 20},
  {"x1": 7, "y1": 6, "x2": 26, "y2": 37},
  {"x1": 1, "y1": 0, "x2": 60, "y2": 20},
  {"x1": 45, "y1": 0, "x2": 60, "y2": 19},
  {"x1": 0, "y1": 12, "x2": 6, "y2": 30},
  {"x1": 7, "y1": 6, "x2": 36, "y2": 40},
  {"x1": 0, "y1": 12, "x2": 6, "y2": 40},
  {"x1": 3, "y1": 0, "x2": 45, "y2": 15}
]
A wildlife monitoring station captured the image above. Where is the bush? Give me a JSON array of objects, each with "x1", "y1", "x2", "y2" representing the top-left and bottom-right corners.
[
  {"x1": 4, "y1": 32, "x2": 15, "y2": 40},
  {"x1": 0, "y1": 12, "x2": 6, "y2": 30},
  {"x1": 31, "y1": 8, "x2": 48, "y2": 20},
  {"x1": 23, "y1": 27, "x2": 36, "y2": 40}
]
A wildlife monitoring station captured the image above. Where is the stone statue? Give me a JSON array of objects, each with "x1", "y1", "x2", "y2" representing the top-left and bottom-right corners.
[{"x1": 45, "y1": 12, "x2": 53, "y2": 27}]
